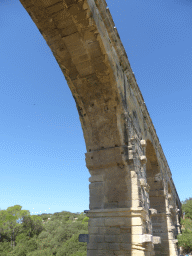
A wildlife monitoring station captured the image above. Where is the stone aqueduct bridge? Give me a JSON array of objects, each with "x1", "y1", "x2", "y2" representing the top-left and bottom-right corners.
[{"x1": 20, "y1": 0, "x2": 181, "y2": 255}]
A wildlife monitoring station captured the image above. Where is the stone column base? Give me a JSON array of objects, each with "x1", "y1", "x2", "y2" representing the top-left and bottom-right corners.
[{"x1": 86, "y1": 207, "x2": 155, "y2": 256}]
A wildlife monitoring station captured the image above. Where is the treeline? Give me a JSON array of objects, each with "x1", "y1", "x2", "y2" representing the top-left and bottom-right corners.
[
  {"x1": 178, "y1": 198, "x2": 192, "y2": 254},
  {"x1": 0, "y1": 205, "x2": 88, "y2": 256}
]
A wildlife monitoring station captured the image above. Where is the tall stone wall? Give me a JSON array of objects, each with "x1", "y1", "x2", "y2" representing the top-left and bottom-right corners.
[{"x1": 19, "y1": 0, "x2": 181, "y2": 255}]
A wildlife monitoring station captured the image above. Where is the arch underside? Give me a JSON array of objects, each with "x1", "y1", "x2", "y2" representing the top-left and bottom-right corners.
[{"x1": 19, "y1": 0, "x2": 127, "y2": 153}]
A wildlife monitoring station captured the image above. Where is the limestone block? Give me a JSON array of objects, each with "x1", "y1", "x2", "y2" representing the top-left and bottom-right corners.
[
  {"x1": 98, "y1": 227, "x2": 107, "y2": 234},
  {"x1": 89, "y1": 175, "x2": 104, "y2": 182},
  {"x1": 139, "y1": 179, "x2": 150, "y2": 192},
  {"x1": 152, "y1": 236, "x2": 161, "y2": 244},
  {"x1": 89, "y1": 195, "x2": 104, "y2": 209},
  {"x1": 132, "y1": 199, "x2": 140, "y2": 208},
  {"x1": 107, "y1": 242, "x2": 120, "y2": 251},
  {"x1": 89, "y1": 218, "x2": 105, "y2": 227},
  {"x1": 139, "y1": 178, "x2": 146, "y2": 186},
  {"x1": 149, "y1": 208, "x2": 157, "y2": 215},
  {"x1": 119, "y1": 233, "x2": 131, "y2": 243},
  {"x1": 154, "y1": 173, "x2": 162, "y2": 182},
  {"x1": 140, "y1": 155, "x2": 147, "y2": 164},
  {"x1": 89, "y1": 182, "x2": 103, "y2": 190},
  {"x1": 85, "y1": 146, "x2": 128, "y2": 170},
  {"x1": 132, "y1": 177, "x2": 139, "y2": 185},
  {"x1": 89, "y1": 234, "x2": 105, "y2": 243},
  {"x1": 141, "y1": 234, "x2": 153, "y2": 243},
  {"x1": 132, "y1": 234, "x2": 148, "y2": 244},
  {"x1": 169, "y1": 205, "x2": 174, "y2": 211},
  {"x1": 120, "y1": 227, "x2": 131, "y2": 234},
  {"x1": 132, "y1": 217, "x2": 142, "y2": 226},
  {"x1": 140, "y1": 140, "x2": 146, "y2": 147},
  {"x1": 87, "y1": 242, "x2": 98, "y2": 250},
  {"x1": 104, "y1": 234, "x2": 117, "y2": 243},
  {"x1": 131, "y1": 250, "x2": 145, "y2": 256},
  {"x1": 132, "y1": 226, "x2": 143, "y2": 235},
  {"x1": 89, "y1": 226, "x2": 99, "y2": 234},
  {"x1": 105, "y1": 217, "x2": 125, "y2": 227},
  {"x1": 168, "y1": 193, "x2": 172, "y2": 199},
  {"x1": 98, "y1": 243, "x2": 107, "y2": 250},
  {"x1": 105, "y1": 227, "x2": 121, "y2": 235},
  {"x1": 40, "y1": 0, "x2": 62, "y2": 7},
  {"x1": 120, "y1": 243, "x2": 131, "y2": 251},
  {"x1": 169, "y1": 225, "x2": 176, "y2": 231}
]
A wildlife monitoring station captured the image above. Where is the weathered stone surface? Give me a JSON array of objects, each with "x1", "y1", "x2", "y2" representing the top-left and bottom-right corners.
[
  {"x1": 19, "y1": 0, "x2": 182, "y2": 255},
  {"x1": 153, "y1": 236, "x2": 161, "y2": 244}
]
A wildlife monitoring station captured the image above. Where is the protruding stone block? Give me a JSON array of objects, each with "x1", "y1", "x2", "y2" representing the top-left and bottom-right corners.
[
  {"x1": 85, "y1": 146, "x2": 128, "y2": 170},
  {"x1": 139, "y1": 178, "x2": 146, "y2": 186},
  {"x1": 168, "y1": 193, "x2": 172, "y2": 199},
  {"x1": 153, "y1": 236, "x2": 161, "y2": 244},
  {"x1": 169, "y1": 225, "x2": 176, "y2": 231},
  {"x1": 140, "y1": 140, "x2": 146, "y2": 147},
  {"x1": 89, "y1": 174, "x2": 104, "y2": 183},
  {"x1": 139, "y1": 179, "x2": 150, "y2": 192},
  {"x1": 142, "y1": 234, "x2": 152, "y2": 243},
  {"x1": 149, "y1": 208, "x2": 157, "y2": 215},
  {"x1": 140, "y1": 155, "x2": 147, "y2": 164}
]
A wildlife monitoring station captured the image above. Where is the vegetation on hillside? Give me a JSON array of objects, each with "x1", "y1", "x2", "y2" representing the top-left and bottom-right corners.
[
  {"x1": 0, "y1": 205, "x2": 88, "y2": 256},
  {"x1": 2, "y1": 199, "x2": 192, "y2": 255},
  {"x1": 177, "y1": 198, "x2": 192, "y2": 254}
]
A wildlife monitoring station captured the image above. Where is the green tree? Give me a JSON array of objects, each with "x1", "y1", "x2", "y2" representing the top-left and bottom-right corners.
[
  {"x1": 0, "y1": 241, "x2": 13, "y2": 256},
  {"x1": 0, "y1": 205, "x2": 30, "y2": 249},
  {"x1": 20, "y1": 215, "x2": 45, "y2": 239},
  {"x1": 82, "y1": 216, "x2": 89, "y2": 224},
  {"x1": 177, "y1": 198, "x2": 192, "y2": 254},
  {"x1": 0, "y1": 207, "x2": 88, "y2": 255},
  {"x1": 182, "y1": 197, "x2": 192, "y2": 218},
  {"x1": 56, "y1": 233, "x2": 87, "y2": 256}
]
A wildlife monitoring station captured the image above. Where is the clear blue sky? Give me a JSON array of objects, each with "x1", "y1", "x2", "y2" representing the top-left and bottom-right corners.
[{"x1": 0, "y1": 0, "x2": 191, "y2": 220}]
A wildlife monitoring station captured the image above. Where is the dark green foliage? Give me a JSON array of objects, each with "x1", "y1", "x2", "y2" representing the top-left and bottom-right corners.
[
  {"x1": 0, "y1": 241, "x2": 13, "y2": 256},
  {"x1": 0, "y1": 205, "x2": 89, "y2": 256},
  {"x1": 177, "y1": 198, "x2": 192, "y2": 254},
  {"x1": 182, "y1": 197, "x2": 192, "y2": 219}
]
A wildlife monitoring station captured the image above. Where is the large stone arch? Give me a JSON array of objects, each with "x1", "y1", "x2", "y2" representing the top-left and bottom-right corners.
[{"x1": 19, "y1": 0, "x2": 181, "y2": 255}]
